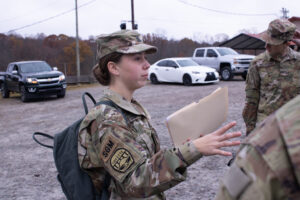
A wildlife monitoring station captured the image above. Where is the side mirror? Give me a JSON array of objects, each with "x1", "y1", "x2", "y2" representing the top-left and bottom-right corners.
[
  {"x1": 12, "y1": 70, "x2": 18, "y2": 75},
  {"x1": 53, "y1": 67, "x2": 58, "y2": 71},
  {"x1": 173, "y1": 65, "x2": 178, "y2": 68}
]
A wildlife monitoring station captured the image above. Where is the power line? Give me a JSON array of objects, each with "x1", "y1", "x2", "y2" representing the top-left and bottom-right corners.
[
  {"x1": 0, "y1": 0, "x2": 62, "y2": 23},
  {"x1": 4, "y1": 0, "x2": 96, "y2": 34},
  {"x1": 178, "y1": 0, "x2": 277, "y2": 17}
]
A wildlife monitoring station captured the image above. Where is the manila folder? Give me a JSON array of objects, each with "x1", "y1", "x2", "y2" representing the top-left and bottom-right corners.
[{"x1": 166, "y1": 87, "x2": 228, "y2": 146}]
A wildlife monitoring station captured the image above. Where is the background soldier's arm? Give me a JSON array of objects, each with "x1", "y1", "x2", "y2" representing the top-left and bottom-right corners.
[{"x1": 242, "y1": 64, "x2": 260, "y2": 135}]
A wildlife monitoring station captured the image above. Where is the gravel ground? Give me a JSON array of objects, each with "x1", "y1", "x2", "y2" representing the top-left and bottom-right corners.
[{"x1": 0, "y1": 78, "x2": 246, "y2": 200}]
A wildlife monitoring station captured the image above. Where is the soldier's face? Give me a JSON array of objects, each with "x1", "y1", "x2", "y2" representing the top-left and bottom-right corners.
[
  {"x1": 115, "y1": 52, "x2": 150, "y2": 90},
  {"x1": 265, "y1": 42, "x2": 288, "y2": 58}
]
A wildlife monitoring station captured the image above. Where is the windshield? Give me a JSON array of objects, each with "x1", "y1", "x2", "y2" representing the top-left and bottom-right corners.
[
  {"x1": 216, "y1": 48, "x2": 238, "y2": 56},
  {"x1": 177, "y1": 59, "x2": 199, "y2": 67},
  {"x1": 19, "y1": 62, "x2": 52, "y2": 73}
]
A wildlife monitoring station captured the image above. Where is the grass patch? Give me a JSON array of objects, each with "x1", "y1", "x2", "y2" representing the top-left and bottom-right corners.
[{"x1": 66, "y1": 83, "x2": 100, "y2": 91}]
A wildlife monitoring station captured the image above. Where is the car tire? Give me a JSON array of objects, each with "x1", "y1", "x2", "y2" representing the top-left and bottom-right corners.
[
  {"x1": 242, "y1": 73, "x2": 247, "y2": 80},
  {"x1": 20, "y1": 85, "x2": 29, "y2": 102},
  {"x1": 220, "y1": 66, "x2": 233, "y2": 81},
  {"x1": 183, "y1": 74, "x2": 192, "y2": 86},
  {"x1": 57, "y1": 89, "x2": 66, "y2": 98},
  {"x1": 1, "y1": 83, "x2": 10, "y2": 98},
  {"x1": 150, "y1": 74, "x2": 159, "y2": 84}
]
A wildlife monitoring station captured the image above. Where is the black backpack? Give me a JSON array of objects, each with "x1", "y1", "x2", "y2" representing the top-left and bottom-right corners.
[{"x1": 33, "y1": 92, "x2": 125, "y2": 200}]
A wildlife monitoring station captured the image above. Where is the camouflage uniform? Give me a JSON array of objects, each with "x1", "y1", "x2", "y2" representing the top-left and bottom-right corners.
[
  {"x1": 243, "y1": 19, "x2": 300, "y2": 134},
  {"x1": 78, "y1": 89, "x2": 202, "y2": 200},
  {"x1": 216, "y1": 95, "x2": 300, "y2": 200}
]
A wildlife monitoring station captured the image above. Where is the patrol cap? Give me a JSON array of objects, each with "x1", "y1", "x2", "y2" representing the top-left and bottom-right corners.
[
  {"x1": 260, "y1": 19, "x2": 296, "y2": 45},
  {"x1": 96, "y1": 30, "x2": 157, "y2": 60}
]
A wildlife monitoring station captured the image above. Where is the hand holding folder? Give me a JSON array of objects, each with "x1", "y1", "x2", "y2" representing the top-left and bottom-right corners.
[{"x1": 166, "y1": 87, "x2": 228, "y2": 146}]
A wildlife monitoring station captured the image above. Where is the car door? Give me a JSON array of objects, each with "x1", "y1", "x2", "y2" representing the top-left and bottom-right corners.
[
  {"x1": 153, "y1": 60, "x2": 169, "y2": 82},
  {"x1": 166, "y1": 60, "x2": 181, "y2": 83},
  {"x1": 11, "y1": 65, "x2": 21, "y2": 92},
  {"x1": 205, "y1": 49, "x2": 219, "y2": 69}
]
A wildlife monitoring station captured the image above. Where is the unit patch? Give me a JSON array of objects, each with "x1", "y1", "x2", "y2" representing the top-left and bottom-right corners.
[
  {"x1": 101, "y1": 135, "x2": 118, "y2": 162},
  {"x1": 110, "y1": 148, "x2": 134, "y2": 173}
]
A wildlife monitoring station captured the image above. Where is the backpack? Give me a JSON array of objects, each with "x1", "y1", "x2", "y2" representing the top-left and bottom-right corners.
[{"x1": 33, "y1": 92, "x2": 125, "y2": 200}]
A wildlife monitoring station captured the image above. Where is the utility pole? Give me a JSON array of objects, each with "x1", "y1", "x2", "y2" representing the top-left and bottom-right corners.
[
  {"x1": 131, "y1": 0, "x2": 135, "y2": 30},
  {"x1": 75, "y1": 0, "x2": 81, "y2": 83},
  {"x1": 281, "y1": 8, "x2": 289, "y2": 19}
]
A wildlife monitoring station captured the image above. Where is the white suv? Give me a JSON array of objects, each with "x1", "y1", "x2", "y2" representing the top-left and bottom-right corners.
[{"x1": 192, "y1": 47, "x2": 255, "y2": 81}]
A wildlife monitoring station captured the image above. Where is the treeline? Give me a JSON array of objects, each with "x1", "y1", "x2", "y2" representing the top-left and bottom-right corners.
[{"x1": 0, "y1": 32, "x2": 226, "y2": 77}]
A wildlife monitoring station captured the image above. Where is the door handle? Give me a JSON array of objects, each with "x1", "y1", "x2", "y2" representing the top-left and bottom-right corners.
[{"x1": 165, "y1": 69, "x2": 169, "y2": 71}]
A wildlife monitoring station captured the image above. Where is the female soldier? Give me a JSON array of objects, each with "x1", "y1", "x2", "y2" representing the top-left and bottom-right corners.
[{"x1": 78, "y1": 30, "x2": 241, "y2": 200}]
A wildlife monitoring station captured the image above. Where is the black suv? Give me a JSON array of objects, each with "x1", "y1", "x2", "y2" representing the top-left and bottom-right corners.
[{"x1": 0, "y1": 60, "x2": 67, "y2": 102}]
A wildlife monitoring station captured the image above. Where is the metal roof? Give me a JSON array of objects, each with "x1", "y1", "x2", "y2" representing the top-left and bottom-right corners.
[{"x1": 219, "y1": 33, "x2": 265, "y2": 50}]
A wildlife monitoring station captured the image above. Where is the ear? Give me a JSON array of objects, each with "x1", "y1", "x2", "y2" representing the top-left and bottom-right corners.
[{"x1": 107, "y1": 61, "x2": 120, "y2": 76}]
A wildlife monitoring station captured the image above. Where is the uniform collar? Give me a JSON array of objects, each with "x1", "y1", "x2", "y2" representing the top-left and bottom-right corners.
[
  {"x1": 266, "y1": 47, "x2": 296, "y2": 62},
  {"x1": 102, "y1": 88, "x2": 150, "y2": 119}
]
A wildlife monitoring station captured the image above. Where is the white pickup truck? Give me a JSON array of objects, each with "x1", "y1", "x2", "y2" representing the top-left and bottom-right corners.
[{"x1": 192, "y1": 47, "x2": 255, "y2": 81}]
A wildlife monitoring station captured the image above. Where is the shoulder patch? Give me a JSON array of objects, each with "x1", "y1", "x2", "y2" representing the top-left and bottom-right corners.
[
  {"x1": 223, "y1": 163, "x2": 252, "y2": 198},
  {"x1": 110, "y1": 148, "x2": 134, "y2": 173},
  {"x1": 99, "y1": 133, "x2": 145, "y2": 183},
  {"x1": 100, "y1": 135, "x2": 118, "y2": 162}
]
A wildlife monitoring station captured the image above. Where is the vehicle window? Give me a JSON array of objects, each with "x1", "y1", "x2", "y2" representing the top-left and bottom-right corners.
[
  {"x1": 166, "y1": 60, "x2": 178, "y2": 68},
  {"x1": 195, "y1": 49, "x2": 205, "y2": 57},
  {"x1": 216, "y1": 48, "x2": 238, "y2": 56},
  {"x1": 19, "y1": 62, "x2": 52, "y2": 73},
  {"x1": 156, "y1": 60, "x2": 168, "y2": 67},
  {"x1": 13, "y1": 65, "x2": 19, "y2": 71},
  {"x1": 206, "y1": 49, "x2": 218, "y2": 57},
  {"x1": 177, "y1": 59, "x2": 199, "y2": 67}
]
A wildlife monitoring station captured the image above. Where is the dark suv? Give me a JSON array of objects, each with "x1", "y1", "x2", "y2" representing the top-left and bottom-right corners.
[{"x1": 0, "y1": 60, "x2": 67, "y2": 102}]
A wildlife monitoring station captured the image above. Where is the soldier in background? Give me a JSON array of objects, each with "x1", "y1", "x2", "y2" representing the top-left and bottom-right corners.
[
  {"x1": 243, "y1": 19, "x2": 300, "y2": 135},
  {"x1": 216, "y1": 95, "x2": 300, "y2": 200}
]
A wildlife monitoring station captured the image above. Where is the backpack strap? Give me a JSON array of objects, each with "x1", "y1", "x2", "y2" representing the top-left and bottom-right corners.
[
  {"x1": 82, "y1": 92, "x2": 97, "y2": 115},
  {"x1": 32, "y1": 132, "x2": 54, "y2": 149}
]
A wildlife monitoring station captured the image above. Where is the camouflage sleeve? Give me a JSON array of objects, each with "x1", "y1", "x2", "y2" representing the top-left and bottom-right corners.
[
  {"x1": 97, "y1": 111, "x2": 202, "y2": 198},
  {"x1": 214, "y1": 145, "x2": 283, "y2": 200},
  {"x1": 242, "y1": 63, "x2": 260, "y2": 135}
]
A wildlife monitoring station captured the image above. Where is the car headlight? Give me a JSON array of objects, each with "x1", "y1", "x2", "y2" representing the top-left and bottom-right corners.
[
  {"x1": 192, "y1": 71, "x2": 201, "y2": 74},
  {"x1": 233, "y1": 59, "x2": 239, "y2": 65},
  {"x1": 26, "y1": 78, "x2": 38, "y2": 84},
  {"x1": 59, "y1": 75, "x2": 65, "y2": 81}
]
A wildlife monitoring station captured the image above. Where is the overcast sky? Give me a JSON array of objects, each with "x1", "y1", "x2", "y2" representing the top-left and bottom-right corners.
[{"x1": 0, "y1": 0, "x2": 299, "y2": 42}]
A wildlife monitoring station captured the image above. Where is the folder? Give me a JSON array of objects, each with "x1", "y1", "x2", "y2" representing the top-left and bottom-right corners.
[{"x1": 166, "y1": 87, "x2": 228, "y2": 146}]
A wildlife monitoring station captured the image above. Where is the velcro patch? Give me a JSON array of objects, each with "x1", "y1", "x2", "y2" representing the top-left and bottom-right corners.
[
  {"x1": 110, "y1": 148, "x2": 134, "y2": 173},
  {"x1": 100, "y1": 135, "x2": 118, "y2": 163}
]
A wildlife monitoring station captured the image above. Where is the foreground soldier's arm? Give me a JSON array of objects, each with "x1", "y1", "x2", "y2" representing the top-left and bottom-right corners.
[
  {"x1": 242, "y1": 63, "x2": 260, "y2": 135},
  {"x1": 82, "y1": 108, "x2": 240, "y2": 198}
]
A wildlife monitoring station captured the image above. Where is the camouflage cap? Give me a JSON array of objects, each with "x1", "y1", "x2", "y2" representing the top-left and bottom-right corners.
[
  {"x1": 260, "y1": 19, "x2": 296, "y2": 45},
  {"x1": 96, "y1": 30, "x2": 157, "y2": 60}
]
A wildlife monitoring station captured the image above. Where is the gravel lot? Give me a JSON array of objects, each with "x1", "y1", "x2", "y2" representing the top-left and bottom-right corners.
[{"x1": 0, "y1": 78, "x2": 246, "y2": 200}]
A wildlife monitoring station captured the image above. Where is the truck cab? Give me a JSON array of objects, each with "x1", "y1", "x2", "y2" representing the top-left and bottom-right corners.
[{"x1": 192, "y1": 47, "x2": 255, "y2": 81}]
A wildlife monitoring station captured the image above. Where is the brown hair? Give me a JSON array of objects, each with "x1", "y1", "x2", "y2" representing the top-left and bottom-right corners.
[{"x1": 93, "y1": 52, "x2": 123, "y2": 85}]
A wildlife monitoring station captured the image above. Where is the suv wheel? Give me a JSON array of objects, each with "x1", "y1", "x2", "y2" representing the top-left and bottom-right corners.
[
  {"x1": 57, "y1": 89, "x2": 66, "y2": 98},
  {"x1": 20, "y1": 85, "x2": 29, "y2": 102},
  {"x1": 221, "y1": 66, "x2": 233, "y2": 81},
  {"x1": 1, "y1": 83, "x2": 10, "y2": 98},
  {"x1": 183, "y1": 74, "x2": 192, "y2": 86},
  {"x1": 150, "y1": 74, "x2": 159, "y2": 84}
]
